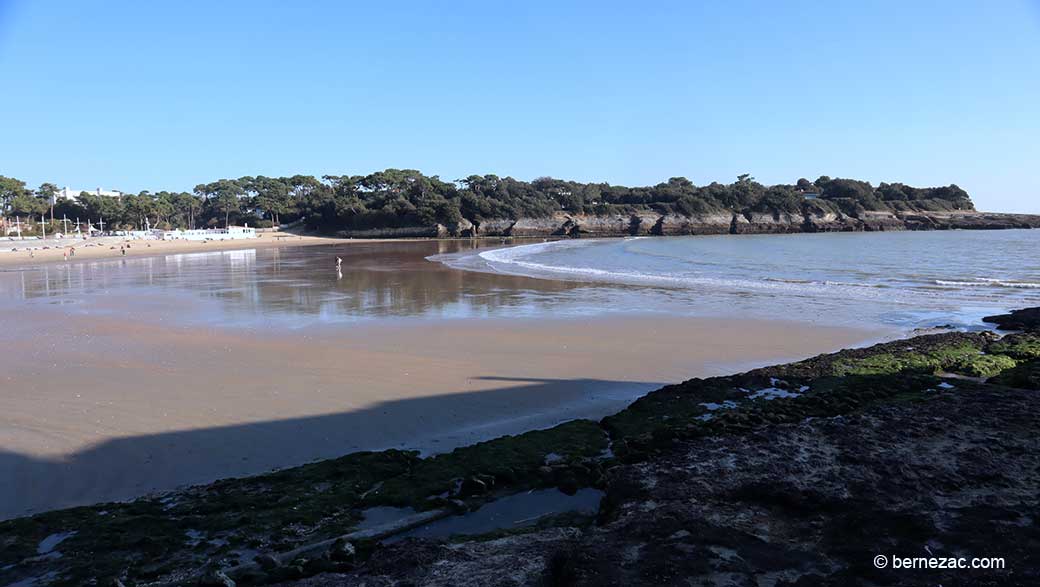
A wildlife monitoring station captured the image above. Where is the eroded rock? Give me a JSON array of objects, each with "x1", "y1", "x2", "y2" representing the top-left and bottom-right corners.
[{"x1": 317, "y1": 384, "x2": 1039, "y2": 586}]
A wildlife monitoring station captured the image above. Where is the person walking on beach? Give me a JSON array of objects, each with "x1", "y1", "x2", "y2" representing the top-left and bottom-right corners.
[
  {"x1": 336, "y1": 256, "x2": 342, "y2": 270},
  {"x1": 63, "y1": 250, "x2": 68, "y2": 261},
  {"x1": 70, "y1": 246, "x2": 75, "y2": 257}
]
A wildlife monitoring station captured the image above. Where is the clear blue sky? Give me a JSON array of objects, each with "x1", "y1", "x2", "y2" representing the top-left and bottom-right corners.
[{"x1": 1, "y1": 0, "x2": 1038, "y2": 212}]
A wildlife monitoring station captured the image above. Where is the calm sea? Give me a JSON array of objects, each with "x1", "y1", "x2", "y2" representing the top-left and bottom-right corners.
[
  {"x1": 437, "y1": 229, "x2": 1040, "y2": 331},
  {"x1": 0, "y1": 230, "x2": 1036, "y2": 332}
]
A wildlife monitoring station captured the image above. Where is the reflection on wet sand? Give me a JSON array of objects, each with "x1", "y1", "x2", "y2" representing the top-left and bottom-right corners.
[
  {"x1": 0, "y1": 240, "x2": 886, "y2": 518},
  {"x1": 1, "y1": 240, "x2": 595, "y2": 326}
]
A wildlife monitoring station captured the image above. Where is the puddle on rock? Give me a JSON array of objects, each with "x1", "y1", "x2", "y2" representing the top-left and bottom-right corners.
[
  {"x1": 356, "y1": 505, "x2": 417, "y2": 530},
  {"x1": 381, "y1": 487, "x2": 602, "y2": 543}
]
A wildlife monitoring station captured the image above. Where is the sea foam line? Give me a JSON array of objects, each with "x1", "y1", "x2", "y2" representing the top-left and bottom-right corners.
[
  {"x1": 473, "y1": 241, "x2": 907, "y2": 300},
  {"x1": 934, "y1": 278, "x2": 1040, "y2": 289}
]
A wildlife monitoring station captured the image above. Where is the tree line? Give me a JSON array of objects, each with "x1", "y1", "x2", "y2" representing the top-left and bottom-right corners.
[{"x1": 0, "y1": 171, "x2": 974, "y2": 234}]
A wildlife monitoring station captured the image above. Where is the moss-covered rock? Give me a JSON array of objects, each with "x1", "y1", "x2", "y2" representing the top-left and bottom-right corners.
[
  {"x1": 751, "y1": 332, "x2": 995, "y2": 379},
  {"x1": 0, "y1": 422, "x2": 607, "y2": 587},
  {"x1": 602, "y1": 331, "x2": 1000, "y2": 448},
  {"x1": 949, "y1": 353, "x2": 1018, "y2": 378},
  {"x1": 830, "y1": 342, "x2": 988, "y2": 376},
  {"x1": 989, "y1": 359, "x2": 1040, "y2": 390},
  {"x1": 604, "y1": 372, "x2": 952, "y2": 461},
  {"x1": 986, "y1": 333, "x2": 1040, "y2": 360},
  {"x1": 368, "y1": 420, "x2": 608, "y2": 508}
]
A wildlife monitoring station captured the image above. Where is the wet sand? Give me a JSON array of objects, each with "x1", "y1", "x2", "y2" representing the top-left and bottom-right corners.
[
  {"x1": 0, "y1": 308, "x2": 885, "y2": 520},
  {"x1": 0, "y1": 232, "x2": 359, "y2": 267},
  {"x1": 0, "y1": 238, "x2": 896, "y2": 519}
]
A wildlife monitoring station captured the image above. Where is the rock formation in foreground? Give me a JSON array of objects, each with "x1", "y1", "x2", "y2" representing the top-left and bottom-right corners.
[{"x1": 307, "y1": 381, "x2": 1038, "y2": 587}]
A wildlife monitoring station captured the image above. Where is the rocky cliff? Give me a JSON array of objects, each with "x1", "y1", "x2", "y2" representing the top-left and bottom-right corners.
[{"x1": 336, "y1": 209, "x2": 1040, "y2": 239}]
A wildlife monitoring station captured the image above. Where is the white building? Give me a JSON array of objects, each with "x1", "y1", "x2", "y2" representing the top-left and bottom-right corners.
[
  {"x1": 54, "y1": 187, "x2": 124, "y2": 204},
  {"x1": 154, "y1": 226, "x2": 257, "y2": 241}
]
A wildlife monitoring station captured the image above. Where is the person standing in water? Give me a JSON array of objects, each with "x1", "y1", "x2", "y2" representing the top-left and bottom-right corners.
[{"x1": 336, "y1": 256, "x2": 342, "y2": 269}]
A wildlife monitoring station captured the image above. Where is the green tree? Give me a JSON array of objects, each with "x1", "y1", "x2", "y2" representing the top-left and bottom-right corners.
[
  {"x1": 175, "y1": 192, "x2": 202, "y2": 229},
  {"x1": 253, "y1": 176, "x2": 293, "y2": 224},
  {"x1": 78, "y1": 192, "x2": 125, "y2": 230},
  {"x1": 9, "y1": 192, "x2": 47, "y2": 217},
  {"x1": 0, "y1": 176, "x2": 30, "y2": 214},
  {"x1": 36, "y1": 183, "x2": 59, "y2": 222}
]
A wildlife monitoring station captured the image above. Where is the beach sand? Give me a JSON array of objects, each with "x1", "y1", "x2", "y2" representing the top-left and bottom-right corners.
[
  {"x1": 0, "y1": 305, "x2": 887, "y2": 520},
  {"x1": 0, "y1": 232, "x2": 358, "y2": 267}
]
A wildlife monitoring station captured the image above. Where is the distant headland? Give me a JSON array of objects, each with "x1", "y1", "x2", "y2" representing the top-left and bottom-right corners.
[{"x1": 3, "y1": 171, "x2": 1038, "y2": 239}]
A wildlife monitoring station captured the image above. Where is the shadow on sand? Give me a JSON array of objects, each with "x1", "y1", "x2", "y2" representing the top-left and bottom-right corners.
[{"x1": 1, "y1": 376, "x2": 663, "y2": 520}]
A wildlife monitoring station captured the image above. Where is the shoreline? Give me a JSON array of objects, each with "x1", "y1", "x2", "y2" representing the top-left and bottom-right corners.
[
  {"x1": 3, "y1": 220, "x2": 1038, "y2": 270},
  {"x1": 0, "y1": 233, "x2": 368, "y2": 268}
]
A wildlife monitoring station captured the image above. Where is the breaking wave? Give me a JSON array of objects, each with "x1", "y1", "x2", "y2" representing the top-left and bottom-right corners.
[
  {"x1": 934, "y1": 278, "x2": 1040, "y2": 289},
  {"x1": 434, "y1": 240, "x2": 902, "y2": 301},
  {"x1": 428, "y1": 231, "x2": 1040, "y2": 331}
]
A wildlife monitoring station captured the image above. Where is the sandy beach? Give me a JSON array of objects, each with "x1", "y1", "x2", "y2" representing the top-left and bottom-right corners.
[
  {"x1": 0, "y1": 232, "x2": 359, "y2": 267},
  {"x1": 0, "y1": 237, "x2": 901, "y2": 520},
  {"x1": 0, "y1": 306, "x2": 885, "y2": 519}
]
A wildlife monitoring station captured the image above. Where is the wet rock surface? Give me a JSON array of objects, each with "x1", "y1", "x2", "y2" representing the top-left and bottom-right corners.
[
  {"x1": 984, "y1": 307, "x2": 1040, "y2": 332},
  {"x1": 300, "y1": 384, "x2": 1039, "y2": 587},
  {"x1": 583, "y1": 386, "x2": 1040, "y2": 586}
]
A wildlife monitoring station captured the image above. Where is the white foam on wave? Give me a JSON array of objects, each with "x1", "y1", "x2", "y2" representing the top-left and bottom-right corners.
[
  {"x1": 934, "y1": 278, "x2": 1040, "y2": 289},
  {"x1": 469, "y1": 240, "x2": 903, "y2": 301},
  {"x1": 432, "y1": 239, "x2": 1040, "y2": 311}
]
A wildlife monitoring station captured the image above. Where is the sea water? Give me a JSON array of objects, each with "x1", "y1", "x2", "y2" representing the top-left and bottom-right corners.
[
  {"x1": 435, "y1": 229, "x2": 1040, "y2": 331},
  {"x1": 0, "y1": 231, "x2": 1036, "y2": 332}
]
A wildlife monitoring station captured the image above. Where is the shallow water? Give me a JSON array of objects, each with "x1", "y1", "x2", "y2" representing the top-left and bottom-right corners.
[
  {"x1": 382, "y1": 488, "x2": 604, "y2": 543},
  {"x1": 436, "y1": 230, "x2": 1040, "y2": 330},
  {"x1": 0, "y1": 240, "x2": 627, "y2": 330},
  {"x1": 2, "y1": 231, "x2": 1034, "y2": 333}
]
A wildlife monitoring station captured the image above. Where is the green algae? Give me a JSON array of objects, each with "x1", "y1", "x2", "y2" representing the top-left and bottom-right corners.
[
  {"x1": 949, "y1": 353, "x2": 1018, "y2": 378},
  {"x1": 599, "y1": 377, "x2": 751, "y2": 441},
  {"x1": 0, "y1": 450, "x2": 420, "y2": 586},
  {"x1": 607, "y1": 373, "x2": 940, "y2": 446},
  {"x1": 986, "y1": 333, "x2": 1040, "y2": 361},
  {"x1": 989, "y1": 359, "x2": 1040, "y2": 390},
  {"x1": 369, "y1": 420, "x2": 608, "y2": 508},
  {"x1": 0, "y1": 423, "x2": 606, "y2": 587},
  {"x1": 830, "y1": 343, "x2": 986, "y2": 376},
  {"x1": 775, "y1": 331, "x2": 1019, "y2": 379}
]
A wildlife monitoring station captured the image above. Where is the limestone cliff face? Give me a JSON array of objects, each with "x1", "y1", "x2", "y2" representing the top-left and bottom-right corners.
[
  {"x1": 739, "y1": 211, "x2": 804, "y2": 234},
  {"x1": 803, "y1": 210, "x2": 858, "y2": 232},
  {"x1": 334, "y1": 209, "x2": 1040, "y2": 238},
  {"x1": 656, "y1": 212, "x2": 737, "y2": 235}
]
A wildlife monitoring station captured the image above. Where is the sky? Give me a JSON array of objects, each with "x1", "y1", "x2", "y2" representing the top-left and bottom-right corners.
[{"x1": 0, "y1": 0, "x2": 1038, "y2": 212}]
